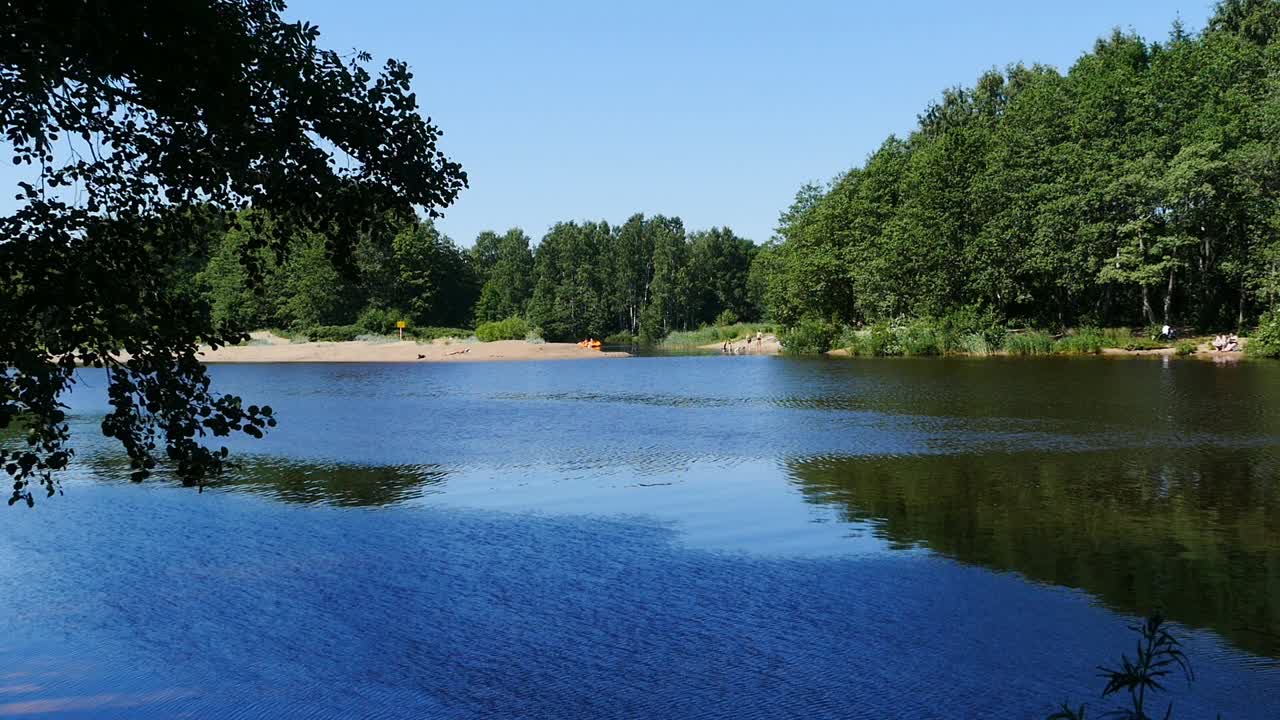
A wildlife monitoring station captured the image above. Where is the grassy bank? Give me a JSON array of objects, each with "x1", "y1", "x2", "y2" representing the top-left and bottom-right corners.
[
  {"x1": 658, "y1": 323, "x2": 776, "y2": 348},
  {"x1": 775, "y1": 317, "x2": 1260, "y2": 358}
]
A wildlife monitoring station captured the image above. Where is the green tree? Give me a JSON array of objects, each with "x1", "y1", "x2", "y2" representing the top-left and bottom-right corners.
[
  {"x1": 1, "y1": 0, "x2": 466, "y2": 503},
  {"x1": 391, "y1": 222, "x2": 479, "y2": 328},
  {"x1": 528, "y1": 221, "x2": 613, "y2": 340},
  {"x1": 473, "y1": 229, "x2": 535, "y2": 322}
]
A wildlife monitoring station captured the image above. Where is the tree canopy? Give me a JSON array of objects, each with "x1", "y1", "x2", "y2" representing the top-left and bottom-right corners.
[
  {"x1": 1, "y1": 0, "x2": 466, "y2": 504},
  {"x1": 760, "y1": 1, "x2": 1280, "y2": 333}
]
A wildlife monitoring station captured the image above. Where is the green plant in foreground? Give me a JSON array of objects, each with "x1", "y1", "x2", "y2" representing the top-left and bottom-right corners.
[
  {"x1": 1174, "y1": 340, "x2": 1197, "y2": 356},
  {"x1": 1048, "y1": 613, "x2": 1204, "y2": 720}
]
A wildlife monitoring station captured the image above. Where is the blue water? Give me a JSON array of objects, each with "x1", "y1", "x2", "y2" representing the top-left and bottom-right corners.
[{"x1": 1, "y1": 356, "x2": 1277, "y2": 718}]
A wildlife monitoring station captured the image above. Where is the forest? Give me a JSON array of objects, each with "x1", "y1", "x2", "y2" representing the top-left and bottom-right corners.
[
  {"x1": 183, "y1": 0, "x2": 1280, "y2": 353},
  {"x1": 186, "y1": 211, "x2": 760, "y2": 343},
  {"x1": 758, "y1": 0, "x2": 1280, "y2": 346}
]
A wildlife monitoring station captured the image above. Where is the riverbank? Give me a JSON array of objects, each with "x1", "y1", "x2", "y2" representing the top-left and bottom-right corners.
[
  {"x1": 697, "y1": 333, "x2": 782, "y2": 355},
  {"x1": 696, "y1": 333, "x2": 1251, "y2": 360},
  {"x1": 196, "y1": 332, "x2": 628, "y2": 363}
]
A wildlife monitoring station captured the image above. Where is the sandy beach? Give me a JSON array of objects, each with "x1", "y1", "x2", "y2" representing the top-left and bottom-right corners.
[{"x1": 196, "y1": 332, "x2": 629, "y2": 363}]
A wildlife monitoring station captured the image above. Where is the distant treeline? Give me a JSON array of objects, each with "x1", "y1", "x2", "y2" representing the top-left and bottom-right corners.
[
  {"x1": 183, "y1": 211, "x2": 761, "y2": 342},
  {"x1": 757, "y1": 0, "x2": 1280, "y2": 334}
]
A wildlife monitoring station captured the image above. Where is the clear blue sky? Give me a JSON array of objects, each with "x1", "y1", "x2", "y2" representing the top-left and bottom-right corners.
[{"x1": 278, "y1": 0, "x2": 1200, "y2": 245}]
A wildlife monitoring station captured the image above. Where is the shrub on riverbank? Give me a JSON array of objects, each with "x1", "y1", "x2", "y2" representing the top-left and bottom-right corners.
[
  {"x1": 414, "y1": 326, "x2": 473, "y2": 342},
  {"x1": 302, "y1": 324, "x2": 363, "y2": 342},
  {"x1": 1247, "y1": 313, "x2": 1280, "y2": 358},
  {"x1": 897, "y1": 320, "x2": 945, "y2": 356},
  {"x1": 834, "y1": 311, "x2": 1007, "y2": 356},
  {"x1": 476, "y1": 316, "x2": 530, "y2": 342},
  {"x1": 356, "y1": 307, "x2": 406, "y2": 335},
  {"x1": 780, "y1": 318, "x2": 838, "y2": 354},
  {"x1": 1175, "y1": 339, "x2": 1198, "y2": 356},
  {"x1": 1004, "y1": 331, "x2": 1054, "y2": 355},
  {"x1": 957, "y1": 333, "x2": 992, "y2": 355},
  {"x1": 603, "y1": 331, "x2": 638, "y2": 345},
  {"x1": 661, "y1": 323, "x2": 774, "y2": 348},
  {"x1": 1055, "y1": 329, "x2": 1104, "y2": 354}
]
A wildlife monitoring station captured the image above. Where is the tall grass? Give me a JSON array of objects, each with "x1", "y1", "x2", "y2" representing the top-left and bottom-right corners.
[
  {"x1": 659, "y1": 323, "x2": 774, "y2": 348},
  {"x1": 957, "y1": 333, "x2": 991, "y2": 355},
  {"x1": 1003, "y1": 331, "x2": 1054, "y2": 355},
  {"x1": 1097, "y1": 327, "x2": 1136, "y2": 347},
  {"x1": 1055, "y1": 328, "x2": 1104, "y2": 354}
]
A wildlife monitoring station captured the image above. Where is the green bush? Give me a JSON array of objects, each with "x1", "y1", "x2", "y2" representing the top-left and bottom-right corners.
[
  {"x1": 780, "y1": 318, "x2": 838, "y2": 355},
  {"x1": 303, "y1": 324, "x2": 362, "y2": 342},
  {"x1": 1174, "y1": 339, "x2": 1198, "y2": 356},
  {"x1": 863, "y1": 323, "x2": 902, "y2": 356},
  {"x1": 660, "y1": 323, "x2": 773, "y2": 347},
  {"x1": 1055, "y1": 328, "x2": 1104, "y2": 354},
  {"x1": 898, "y1": 319, "x2": 944, "y2": 356},
  {"x1": 603, "y1": 331, "x2": 638, "y2": 345},
  {"x1": 957, "y1": 332, "x2": 991, "y2": 355},
  {"x1": 356, "y1": 306, "x2": 406, "y2": 335},
  {"x1": 1003, "y1": 330, "x2": 1054, "y2": 355},
  {"x1": 939, "y1": 306, "x2": 1005, "y2": 348},
  {"x1": 475, "y1": 316, "x2": 530, "y2": 342},
  {"x1": 413, "y1": 326, "x2": 472, "y2": 341},
  {"x1": 1098, "y1": 327, "x2": 1135, "y2": 348},
  {"x1": 1122, "y1": 337, "x2": 1164, "y2": 351},
  {"x1": 835, "y1": 326, "x2": 863, "y2": 353},
  {"x1": 1248, "y1": 312, "x2": 1280, "y2": 358},
  {"x1": 714, "y1": 309, "x2": 739, "y2": 327}
]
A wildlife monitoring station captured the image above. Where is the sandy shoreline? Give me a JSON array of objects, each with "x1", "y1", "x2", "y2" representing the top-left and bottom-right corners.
[
  {"x1": 182, "y1": 332, "x2": 1247, "y2": 364},
  {"x1": 197, "y1": 333, "x2": 628, "y2": 364}
]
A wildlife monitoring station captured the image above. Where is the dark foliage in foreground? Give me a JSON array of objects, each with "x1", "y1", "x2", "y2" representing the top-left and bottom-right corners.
[{"x1": 1, "y1": 1, "x2": 466, "y2": 504}]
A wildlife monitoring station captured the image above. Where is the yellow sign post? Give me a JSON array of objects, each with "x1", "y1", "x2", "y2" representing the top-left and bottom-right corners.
[{"x1": 396, "y1": 320, "x2": 407, "y2": 340}]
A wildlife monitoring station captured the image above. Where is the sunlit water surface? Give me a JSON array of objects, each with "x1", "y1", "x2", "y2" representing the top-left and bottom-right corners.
[{"x1": 1, "y1": 356, "x2": 1278, "y2": 718}]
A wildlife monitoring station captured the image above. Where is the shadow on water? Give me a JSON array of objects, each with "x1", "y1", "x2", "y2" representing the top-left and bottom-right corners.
[
  {"x1": 222, "y1": 459, "x2": 449, "y2": 507},
  {"x1": 787, "y1": 447, "x2": 1280, "y2": 659},
  {"x1": 81, "y1": 453, "x2": 449, "y2": 508}
]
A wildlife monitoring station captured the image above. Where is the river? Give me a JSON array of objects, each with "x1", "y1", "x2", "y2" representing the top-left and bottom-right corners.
[{"x1": 1, "y1": 355, "x2": 1277, "y2": 718}]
